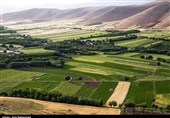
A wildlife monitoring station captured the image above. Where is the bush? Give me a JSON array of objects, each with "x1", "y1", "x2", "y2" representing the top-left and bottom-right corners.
[
  {"x1": 124, "y1": 76, "x2": 129, "y2": 81},
  {"x1": 140, "y1": 55, "x2": 145, "y2": 59},
  {"x1": 0, "y1": 63, "x2": 7, "y2": 68},
  {"x1": 109, "y1": 101, "x2": 117, "y2": 107},
  {"x1": 125, "y1": 102, "x2": 136, "y2": 108},
  {"x1": 65, "y1": 76, "x2": 71, "y2": 81},
  {"x1": 0, "y1": 92, "x2": 8, "y2": 96},
  {"x1": 166, "y1": 105, "x2": 170, "y2": 110},
  {"x1": 78, "y1": 77, "x2": 83, "y2": 80},
  {"x1": 157, "y1": 61, "x2": 161, "y2": 66},
  {"x1": 146, "y1": 55, "x2": 153, "y2": 60},
  {"x1": 9, "y1": 62, "x2": 30, "y2": 68}
]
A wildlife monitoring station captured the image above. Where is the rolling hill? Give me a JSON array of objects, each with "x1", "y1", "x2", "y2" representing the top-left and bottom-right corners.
[{"x1": 2, "y1": 1, "x2": 170, "y2": 29}]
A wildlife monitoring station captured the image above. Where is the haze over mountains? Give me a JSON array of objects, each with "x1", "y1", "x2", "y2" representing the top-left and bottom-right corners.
[{"x1": 2, "y1": 1, "x2": 170, "y2": 29}]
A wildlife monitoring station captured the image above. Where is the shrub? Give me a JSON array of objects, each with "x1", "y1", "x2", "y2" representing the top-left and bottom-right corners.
[
  {"x1": 109, "y1": 101, "x2": 117, "y2": 107},
  {"x1": 0, "y1": 63, "x2": 7, "y2": 68},
  {"x1": 166, "y1": 105, "x2": 170, "y2": 110},
  {"x1": 124, "y1": 76, "x2": 129, "y2": 81},
  {"x1": 125, "y1": 102, "x2": 136, "y2": 108},
  {"x1": 65, "y1": 76, "x2": 71, "y2": 81},
  {"x1": 157, "y1": 61, "x2": 161, "y2": 66},
  {"x1": 140, "y1": 55, "x2": 145, "y2": 59}
]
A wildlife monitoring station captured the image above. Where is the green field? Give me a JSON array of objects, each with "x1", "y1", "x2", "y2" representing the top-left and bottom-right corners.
[
  {"x1": 51, "y1": 81, "x2": 84, "y2": 96},
  {"x1": 90, "y1": 82, "x2": 118, "y2": 104},
  {"x1": 1, "y1": 28, "x2": 170, "y2": 109},
  {"x1": 125, "y1": 81, "x2": 155, "y2": 106},
  {"x1": 0, "y1": 69, "x2": 44, "y2": 92},
  {"x1": 32, "y1": 30, "x2": 110, "y2": 42},
  {"x1": 22, "y1": 48, "x2": 55, "y2": 54},
  {"x1": 75, "y1": 82, "x2": 99, "y2": 98},
  {"x1": 116, "y1": 38, "x2": 154, "y2": 48}
]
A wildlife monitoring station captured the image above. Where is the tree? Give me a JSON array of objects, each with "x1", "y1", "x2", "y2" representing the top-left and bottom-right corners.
[
  {"x1": 51, "y1": 97, "x2": 56, "y2": 102},
  {"x1": 1, "y1": 43, "x2": 7, "y2": 48},
  {"x1": 147, "y1": 55, "x2": 153, "y2": 60},
  {"x1": 4, "y1": 58, "x2": 10, "y2": 64},
  {"x1": 78, "y1": 77, "x2": 83, "y2": 80},
  {"x1": 9, "y1": 44, "x2": 14, "y2": 48},
  {"x1": 125, "y1": 102, "x2": 135, "y2": 108},
  {"x1": 3, "y1": 50, "x2": 7, "y2": 53},
  {"x1": 124, "y1": 76, "x2": 129, "y2": 81},
  {"x1": 166, "y1": 105, "x2": 170, "y2": 111},
  {"x1": 140, "y1": 55, "x2": 145, "y2": 59},
  {"x1": 167, "y1": 51, "x2": 170, "y2": 56},
  {"x1": 108, "y1": 101, "x2": 117, "y2": 107},
  {"x1": 65, "y1": 76, "x2": 71, "y2": 81},
  {"x1": 152, "y1": 104, "x2": 158, "y2": 110},
  {"x1": 159, "y1": 107, "x2": 164, "y2": 115},
  {"x1": 157, "y1": 61, "x2": 161, "y2": 66}
]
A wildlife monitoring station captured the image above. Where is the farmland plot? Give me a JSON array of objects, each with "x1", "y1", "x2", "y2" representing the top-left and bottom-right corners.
[
  {"x1": 125, "y1": 81, "x2": 155, "y2": 106},
  {"x1": 106, "y1": 81, "x2": 130, "y2": 107},
  {"x1": 90, "y1": 82, "x2": 118, "y2": 104},
  {"x1": 51, "y1": 81, "x2": 84, "y2": 96}
]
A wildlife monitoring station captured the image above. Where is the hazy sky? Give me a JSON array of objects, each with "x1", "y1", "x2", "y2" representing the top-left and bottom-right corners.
[{"x1": 0, "y1": 0, "x2": 157, "y2": 13}]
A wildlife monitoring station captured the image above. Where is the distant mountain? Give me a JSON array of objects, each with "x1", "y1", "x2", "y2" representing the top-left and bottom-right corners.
[{"x1": 2, "y1": 1, "x2": 170, "y2": 29}]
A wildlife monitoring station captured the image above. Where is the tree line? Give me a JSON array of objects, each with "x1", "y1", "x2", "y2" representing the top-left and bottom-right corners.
[{"x1": 0, "y1": 88, "x2": 103, "y2": 107}]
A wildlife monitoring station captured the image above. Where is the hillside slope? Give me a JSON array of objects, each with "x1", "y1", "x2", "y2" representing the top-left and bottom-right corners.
[{"x1": 2, "y1": 1, "x2": 170, "y2": 29}]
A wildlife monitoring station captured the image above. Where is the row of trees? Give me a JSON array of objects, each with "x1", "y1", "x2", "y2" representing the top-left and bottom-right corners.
[
  {"x1": 0, "y1": 88, "x2": 103, "y2": 107},
  {"x1": 0, "y1": 51, "x2": 70, "y2": 68},
  {"x1": 0, "y1": 59, "x2": 65, "y2": 69},
  {"x1": 123, "y1": 102, "x2": 170, "y2": 115},
  {"x1": 0, "y1": 36, "x2": 48, "y2": 47},
  {"x1": 44, "y1": 39, "x2": 128, "y2": 54}
]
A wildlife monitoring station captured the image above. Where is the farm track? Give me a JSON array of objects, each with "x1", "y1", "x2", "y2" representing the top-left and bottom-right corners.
[
  {"x1": 106, "y1": 81, "x2": 131, "y2": 107},
  {"x1": 0, "y1": 97, "x2": 121, "y2": 115}
]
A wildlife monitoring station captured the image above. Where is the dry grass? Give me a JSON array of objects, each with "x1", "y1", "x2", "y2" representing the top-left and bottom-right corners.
[
  {"x1": 0, "y1": 97, "x2": 121, "y2": 115},
  {"x1": 106, "y1": 81, "x2": 131, "y2": 107}
]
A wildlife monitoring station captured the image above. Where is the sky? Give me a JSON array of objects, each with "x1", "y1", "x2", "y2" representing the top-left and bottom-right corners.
[{"x1": 0, "y1": 0, "x2": 158, "y2": 13}]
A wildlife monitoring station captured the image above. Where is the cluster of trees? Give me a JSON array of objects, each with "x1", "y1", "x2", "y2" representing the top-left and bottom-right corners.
[
  {"x1": 140, "y1": 55, "x2": 153, "y2": 60},
  {"x1": 141, "y1": 41, "x2": 170, "y2": 55},
  {"x1": 140, "y1": 36, "x2": 168, "y2": 41},
  {"x1": 45, "y1": 39, "x2": 128, "y2": 54},
  {"x1": 140, "y1": 55, "x2": 163, "y2": 66},
  {"x1": 1, "y1": 58, "x2": 65, "y2": 69},
  {"x1": 79, "y1": 51, "x2": 97, "y2": 55},
  {"x1": 123, "y1": 102, "x2": 170, "y2": 114},
  {"x1": 0, "y1": 88, "x2": 103, "y2": 107},
  {"x1": 108, "y1": 35, "x2": 138, "y2": 43},
  {"x1": 0, "y1": 36, "x2": 48, "y2": 47},
  {"x1": 0, "y1": 51, "x2": 69, "y2": 68},
  {"x1": 157, "y1": 57, "x2": 166, "y2": 62}
]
